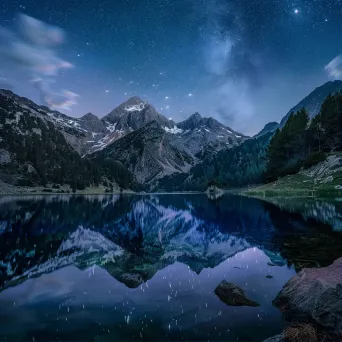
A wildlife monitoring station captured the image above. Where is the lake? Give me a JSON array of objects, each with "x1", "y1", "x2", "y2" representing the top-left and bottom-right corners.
[{"x1": 0, "y1": 194, "x2": 342, "y2": 342}]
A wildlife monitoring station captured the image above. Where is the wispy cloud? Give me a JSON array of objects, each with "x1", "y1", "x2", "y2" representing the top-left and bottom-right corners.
[
  {"x1": 325, "y1": 55, "x2": 342, "y2": 79},
  {"x1": 0, "y1": 14, "x2": 77, "y2": 111},
  {"x1": 193, "y1": 0, "x2": 256, "y2": 132}
]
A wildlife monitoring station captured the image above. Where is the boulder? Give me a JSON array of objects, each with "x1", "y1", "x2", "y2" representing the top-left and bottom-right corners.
[
  {"x1": 214, "y1": 280, "x2": 260, "y2": 307},
  {"x1": 273, "y1": 258, "x2": 342, "y2": 334}
]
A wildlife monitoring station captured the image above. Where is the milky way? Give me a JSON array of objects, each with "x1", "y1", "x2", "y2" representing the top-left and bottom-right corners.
[{"x1": 1, "y1": 0, "x2": 342, "y2": 134}]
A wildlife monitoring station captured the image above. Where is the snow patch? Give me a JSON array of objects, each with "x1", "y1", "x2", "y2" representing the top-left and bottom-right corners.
[
  {"x1": 163, "y1": 126, "x2": 184, "y2": 134},
  {"x1": 106, "y1": 122, "x2": 117, "y2": 133},
  {"x1": 125, "y1": 103, "x2": 145, "y2": 112}
]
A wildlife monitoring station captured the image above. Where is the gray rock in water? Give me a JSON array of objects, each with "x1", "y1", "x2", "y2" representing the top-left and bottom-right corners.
[
  {"x1": 214, "y1": 280, "x2": 260, "y2": 307},
  {"x1": 273, "y1": 258, "x2": 342, "y2": 334},
  {"x1": 262, "y1": 334, "x2": 284, "y2": 342}
]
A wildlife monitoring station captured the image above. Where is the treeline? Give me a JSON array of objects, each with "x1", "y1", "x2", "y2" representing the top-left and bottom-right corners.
[{"x1": 265, "y1": 92, "x2": 342, "y2": 181}]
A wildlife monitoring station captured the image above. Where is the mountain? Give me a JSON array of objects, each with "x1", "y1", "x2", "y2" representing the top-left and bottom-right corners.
[
  {"x1": 254, "y1": 122, "x2": 279, "y2": 138},
  {"x1": 79, "y1": 112, "x2": 107, "y2": 133},
  {"x1": 280, "y1": 80, "x2": 342, "y2": 127},
  {"x1": 172, "y1": 113, "x2": 246, "y2": 156},
  {"x1": 0, "y1": 90, "x2": 135, "y2": 190},
  {"x1": 0, "y1": 89, "x2": 246, "y2": 191},
  {"x1": 91, "y1": 121, "x2": 195, "y2": 184},
  {"x1": 103, "y1": 96, "x2": 175, "y2": 130},
  {"x1": 87, "y1": 97, "x2": 176, "y2": 154},
  {"x1": 155, "y1": 132, "x2": 272, "y2": 191}
]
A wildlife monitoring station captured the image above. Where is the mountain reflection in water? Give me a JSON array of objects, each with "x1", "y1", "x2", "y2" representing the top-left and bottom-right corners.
[{"x1": 0, "y1": 194, "x2": 341, "y2": 341}]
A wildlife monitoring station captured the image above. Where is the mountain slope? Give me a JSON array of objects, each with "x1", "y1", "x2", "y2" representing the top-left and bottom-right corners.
[
  {"x1": 0, "y1": 90, "x2": 102, "y2": 188},
  {"x1": 0, "y1": 89, "x2": 111, "y2": 155},
  {"x1": 254, "y1": 122, "x2": 279, "y2": 138},
  {"x1": 91, "y1": 121, "x2": 195, "y2": 184},
  {"x1": 155, "y1": 132, "x2": 272, "y2": 191},
  {"x1": 280, "y1": 80, "x2": 342, "y2": 127},
  {"x1": 172, "y1": 113, "x2": 246, "y2": 156}
]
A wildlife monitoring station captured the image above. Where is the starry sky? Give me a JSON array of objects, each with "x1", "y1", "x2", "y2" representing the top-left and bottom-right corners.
[{"x1": 1, "y1": 0, "x2": 342, "y2": 135}]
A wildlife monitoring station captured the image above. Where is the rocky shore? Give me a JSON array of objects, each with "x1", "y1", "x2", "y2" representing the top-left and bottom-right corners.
[{"x1": 263, "y1": 258, "x2": 342, "y2": 341}]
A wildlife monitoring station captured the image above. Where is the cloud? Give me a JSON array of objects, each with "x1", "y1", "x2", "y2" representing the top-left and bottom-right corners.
[
  {"x1": 325, "y1": 55, "x2": 342, "y2": 79},
  {"x1": 0, "y1": 14, "x2": 77, "y2": 111},
  {"x1": 194, "y1": 0, "x2": 256, "y2": 131},
  {"x1": 33, "y1": 78, "x2": 78, "y2": 111},
  {"x1": 207, "y1": 79, "x2": 254, "y2": 133}
]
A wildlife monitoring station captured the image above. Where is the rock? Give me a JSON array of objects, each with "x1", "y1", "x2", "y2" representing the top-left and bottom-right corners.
[
  {"x1": 121, "y1": 273, "x2": 144, "y2": 288},
  {"x1": 214, "y1": 280, "x2": 260, "y2": 307},
  {"x1": 266, "y1": 275, "x2": 274, "y2": 279},
  {"x1": 273, "y1": 258, "x2": 342, "y2": 334},
  {"x1": 283, "y1": 323, "x2": 318, "y2": 342},
  {"x1": 262, "y1": 334, "x2": 284, "y2": 342},
  {"x1": 0, "y1": 149, "x2": 11, "y2": 165}
]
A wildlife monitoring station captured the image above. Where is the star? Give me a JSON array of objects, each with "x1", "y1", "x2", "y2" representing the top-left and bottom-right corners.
[
  {"x1": 105, "y1": 90, "x2": 109, "y2": 93},
  {"x1": 165, "y1": 96, "x2": 169, "y2": 100},
  {"x1": 188, "y1": 93, "x2": 193, "y2": 97},
  {"x1": 294, "y1": 9, "x2": 299, "y2": 14},
  {"x1": 77, "y1": 54, "x2": 81, "y2": 57}
]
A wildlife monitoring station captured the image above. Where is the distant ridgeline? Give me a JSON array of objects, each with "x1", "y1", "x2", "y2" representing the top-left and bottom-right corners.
[{"x1": 1, "y1": 81, "x2": 342, "y2": 193}]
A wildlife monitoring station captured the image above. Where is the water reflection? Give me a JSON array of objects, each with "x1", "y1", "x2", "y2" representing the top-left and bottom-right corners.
[{"x1": 0, "y1": 194, "x2": 341, "y2": 341}]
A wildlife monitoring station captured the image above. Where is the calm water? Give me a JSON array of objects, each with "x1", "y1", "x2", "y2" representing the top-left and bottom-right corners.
[{"x1": 0, "y1": 194, "x2": 342, "y2": 342}]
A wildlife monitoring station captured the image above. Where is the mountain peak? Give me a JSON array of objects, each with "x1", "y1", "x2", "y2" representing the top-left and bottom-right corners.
[
  {"x1": 81, "y1": 112, "x2": 100, "y2": 121},
  {"x1": 177, "y1": 112, "x2": 203, "y2": 130},
  {"x1": 126, "y1": 96, "x2": 144, "y2": 104},
  {"x1": 190, "y1": 112, "x2": 202, "y2": 120}
]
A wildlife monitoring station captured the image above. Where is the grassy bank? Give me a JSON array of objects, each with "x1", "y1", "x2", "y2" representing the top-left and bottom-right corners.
[{"x1": 243, "y1": 153, "x2": 342, "y2": 198}]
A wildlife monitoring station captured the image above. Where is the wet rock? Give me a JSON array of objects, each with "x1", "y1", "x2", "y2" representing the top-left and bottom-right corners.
[
  {"x1": 262, "y1": 334, "x2": 284, "y2": 342},
  {"x1": 273, "y1": 258, "x2": 342, "y2": 335},
  {"x1": 214, "y1": 280, "x2": 260, "y2": 307},
  {"x1": 283, "y1": 323, "x2": 318, "y2": 342},
  {"x1": 121, "y1": 273, "x2": 144, "y2": 288}
]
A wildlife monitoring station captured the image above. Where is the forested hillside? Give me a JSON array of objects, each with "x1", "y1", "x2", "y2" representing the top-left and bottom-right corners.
[
  {"x1": 156, "y1": 132, "x2": 272, "y2": 191},
  {"x1": 265, "y1": 92, "x2": 342, "y2": 182},
  {"x1": 0, "y1": 93, "x2": 136, "y2": 191}
]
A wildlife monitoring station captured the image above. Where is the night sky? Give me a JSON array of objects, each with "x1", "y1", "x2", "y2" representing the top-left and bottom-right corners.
[{"x1": 1, "y1": 0, "x2": 342, "y2": 135}]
